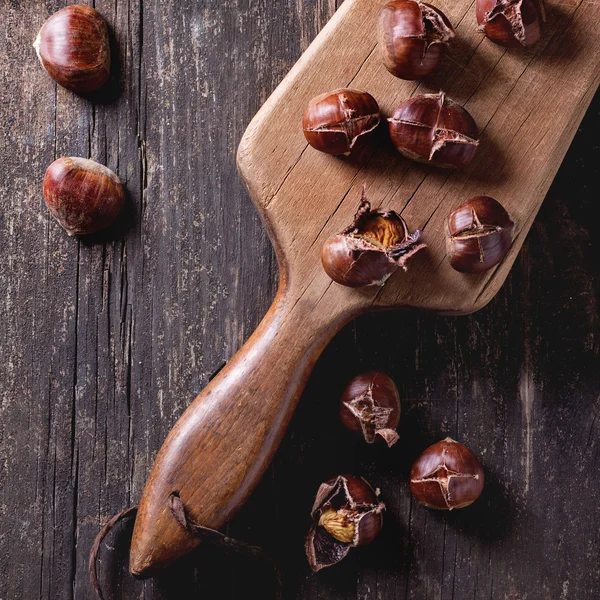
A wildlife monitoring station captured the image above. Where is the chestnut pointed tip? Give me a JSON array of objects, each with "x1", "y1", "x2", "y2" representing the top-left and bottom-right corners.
[
  {"x1": 33, "y1": 31, "x2": 41, "y2": 54},
  {"x1": 34, "y1": 5, "x2": 111, "y2": 93}
]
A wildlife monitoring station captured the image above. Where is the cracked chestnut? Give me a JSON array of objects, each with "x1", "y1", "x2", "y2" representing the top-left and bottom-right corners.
[
  {"x1": 379, "y1": 0, "x2": 455, "y2": 80},
  {"x1": 389, "y1": 92, "x2": 479, "y2": 168},
  {"x1": 43, "y1": 157, "x2": 125, "y2": 236},
  {"x1": 477, "y1": 0, "x2": 545, "y2": 48},
  {"x1": 340, "y1": 372, "x2": 401, "y2": 447},
  {"x1": 321, "y1": 187, "x2": 426, "y2": 287},
  {"x1": 305, "y1": 474, "x2": 384, "y2": 571},
  {"x1": 446, "y1": 196, "x2": 515, "y2": 273},
  {"x1": 302, "y1": 89, "x2": 381, "y2": 156},
  {"x1": 410, "y1": 438, "x2": 484, "y2": 510},
  {"x1": 34, "y1": 5, "x2": 111, "y2": 94}
]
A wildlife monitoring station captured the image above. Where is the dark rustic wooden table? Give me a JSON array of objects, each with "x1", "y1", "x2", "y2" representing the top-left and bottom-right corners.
[{"x1": 1, "y1": 1, "x2": 599, "y2": 599}]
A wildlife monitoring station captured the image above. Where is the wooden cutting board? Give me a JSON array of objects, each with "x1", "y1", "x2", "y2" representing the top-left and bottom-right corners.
[{"x1": 129, "y1": 0, "x2": 600, "y2": 577}]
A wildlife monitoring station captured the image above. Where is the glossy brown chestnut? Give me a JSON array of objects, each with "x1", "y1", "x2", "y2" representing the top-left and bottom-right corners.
[
  {"x1": 410, "y1": 438, "x2": 484, "y2": 510},
  {"x1": 305, "y1": 474, "x2": 384, "y2": 571},
  {"x1": 43, "y1": 157, "x2": 125, "y2": 236},
  {"x1": 321, "y1": 188, "x2": 426, "y2": 287},
  {"x1": 379, "y1": 0, "x2": 455, "y2": 80},
  {"x1": 446, "y1": 196, "x2": 514, "y2": 273},
  {"x1": 302, "y1": 89, "x2": 381, "y2": 155},
  {"x1": 34, "y1": 5, "x2": 111, "y2": 93},
  {"x1": 477, "y1": 0, "x2": 545, "y2": 48},
  {"x1": 340, "y1": 371, "x2": 401, "y2": 447},
  {"x1": 389, "y1": 92, "x2": 479, "y2": 168}
]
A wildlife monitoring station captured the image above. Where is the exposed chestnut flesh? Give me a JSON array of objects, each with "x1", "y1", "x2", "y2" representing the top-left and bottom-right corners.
[
  {"x1": 321, "y1": 188, "x2": 426, "y2": 288},
  {"x1": 305, "y1": 475, "x2": 384, "y2": 571}
]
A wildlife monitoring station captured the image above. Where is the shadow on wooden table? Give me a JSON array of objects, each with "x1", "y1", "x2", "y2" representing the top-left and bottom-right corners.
[{"x1": 92, "y1": 515, "x2": 281, "y2": 600}]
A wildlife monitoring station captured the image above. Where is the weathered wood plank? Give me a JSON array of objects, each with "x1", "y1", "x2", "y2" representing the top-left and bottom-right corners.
[
  {"x1": 131, "y1": 0, "x2": 600, "y2": 574},
  {"x1": 0, "y1": 0, "x2": 598, "y2": 598}
]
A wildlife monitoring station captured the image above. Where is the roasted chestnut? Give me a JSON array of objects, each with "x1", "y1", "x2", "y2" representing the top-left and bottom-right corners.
[
  {"x1": 321, "y1": 188, "x2": 425, "y2": 287},
  {"x1": 43, "y1": 157, "x2": 125, "y2": 236},
  {"x1": 340, "y1": 372, "x2": 401, "y2": 447},
  {"x1": 34, "y1": 5, "x2": 111, "y2": 93},
  {"x1": 477, "y1": 0, "x2": 545, "y2": 48},
  {"x1": 305, "y1": 474, "x2": 384, "y2": 571},
  {"x1": 302, "y1": 89, "x2": 381, "y2": 155},
  {"x1": 410, "y1": 438, "x2": 484, "y2": 510},
  {"x1": 378, "y1": 0, "x2": 455, "y2": 80},
  {"x1": 389, "y1": 92, "x2": 479, "y2": 168},
  {"x1": 446, "y1": 196, "x2": 514, "y2": 273}
]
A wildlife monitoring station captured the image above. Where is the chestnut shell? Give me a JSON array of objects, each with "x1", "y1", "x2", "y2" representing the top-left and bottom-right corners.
[
  {"x1": 321, "y1": 190, "x2": 426, "y2": 288},
  {"x1": 322, "y1": 234, "x2": 401, "y2": 287},
  {"x1": 302, "y1": 89, "x2": 380, "y2": 156},
  {"x1": 340, "y1": 371, "x2": 401, "y2": 446},
  {"x1": 446, "y1": 196, "x2": 515, "y2": 273},
  {"x1": 379, "y1": 0, "x2": 455, "y2": 80},
  {"x1": 43, "y1": 157, "x2": 125, "y2": 236},
  {"x1": 389, "y1": 92, "x2": 479, "y2": 168},
  {"x1": 476, "y1": 0, "x2": 545, "y2": 48},
  {"x1": 34, "y1": 5, "x2": 111, "y2": 93},
  {"x1": 305, "y1": 475, "x2": 384, "y2": 571},
  {"x1": 410, "y1": 438, "x2": 484, "y2": 510}
]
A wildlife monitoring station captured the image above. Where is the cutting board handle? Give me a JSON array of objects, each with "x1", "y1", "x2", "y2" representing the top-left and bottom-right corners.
[{"x1": 129, "y1": 282, "x2": 352, "y2": 577}]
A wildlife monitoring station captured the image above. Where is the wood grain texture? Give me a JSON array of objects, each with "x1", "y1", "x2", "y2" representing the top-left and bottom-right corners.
[
  {"x1": 238, "y1": 0, "x2": 600, "y2": 316},
  {"x1": 0, "y1": 0, "x2": 599, "y2": 599},
  {"x1": 130, "y1": 0, "x2": 600, "y2": 576}
]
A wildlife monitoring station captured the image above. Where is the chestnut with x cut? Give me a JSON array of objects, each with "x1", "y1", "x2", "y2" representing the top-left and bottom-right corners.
[
  {"x1": 379, "y1": 0, "x2": 455, "y2": 80},
  {"x1": 129, "y1": 0, "x2": 600, "y2": 577},
  {"x1": 410, "y1": 438, "x2": 484, "y2": 510},
  {"x1": 389, "y1": 92, "x2": 480, "y2": 168},
  {"x1": 446, "y1": 196, "x2": 515, "y2": 273},
  {"x1": 340, "y1": 371, "x2": 401, "y2": 446},
  {"x1": 477, "y1": 0, "x2": 545, "y2": 48},
  {"x1": 302, "y1": 89, "x2": 381, "y2": 155}
]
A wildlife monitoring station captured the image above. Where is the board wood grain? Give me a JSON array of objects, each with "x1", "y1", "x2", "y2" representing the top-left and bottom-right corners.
[
  {"x1": 129, "y1": 0, "x2": 600, "y2": 577},
  {"x1": 3, "y1": 1, "x2": 600, "y2": 598}
]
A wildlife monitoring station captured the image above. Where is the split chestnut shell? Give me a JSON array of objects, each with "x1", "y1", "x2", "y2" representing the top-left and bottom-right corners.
[
  {"x1": 305, "y1": 475, "x2": 384, "y2": 571},
  {"x1": 477, "y1": 0, "x2": 545, "y2": 48},
  {"x1": 340, "y1": 372, "x2": 401, "y2": 447},
  {"x1": 302, "y1": 89, "x2": 381, "y2": 156},
  {"x1": 321, "y1": 188, "x2": 426, "y2": 287},
  {"x1": 410, "y1": 438, "x2": 484, "y2": 510},
  {"x1": 379, "y1": 0, "x2": 455, "y2": 80},
  {"x1": 446, "y1": 196, "x2": 515, "y2": 273},
  {"x1": 389, "y1": 92, "x2": 480, "y2": 169}
]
